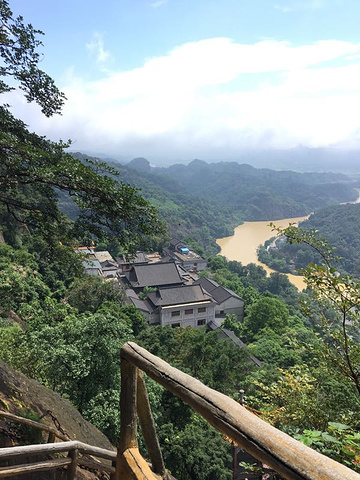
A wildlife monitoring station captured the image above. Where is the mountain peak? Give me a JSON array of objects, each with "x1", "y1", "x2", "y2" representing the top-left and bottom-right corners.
[
  {"x1": 188, "y1": 159, "x2": 208, "y2": 169},
  {"x1": 127, "y1": 157, "x2": 151, "y2": 172}
]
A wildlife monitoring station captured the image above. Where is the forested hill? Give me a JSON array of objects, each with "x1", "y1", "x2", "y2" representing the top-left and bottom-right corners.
[
  {"x1": 71, "y1": 153, "x2": 358, "y2": 253},
  {"x1": 258, "y1": 202, "x2": 360, "y2": 277},
  {"x1": 304, "y1": 203, "x2": 360, "y2": 275},
  {"x1": 163, "y1": 159, "x2": 356, "y2": 219}
]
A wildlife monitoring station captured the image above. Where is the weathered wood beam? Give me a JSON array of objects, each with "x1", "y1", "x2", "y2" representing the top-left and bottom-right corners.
[
  {"x1": 115, "y1": 356, "x2": 139, "y2": 480},
  {"x1": 137, "y1": 372, "x2": 167, "y2": 477},
  {"x1": 0, "y1": 410, "x2": 68, "y2": 441},
  {"x1": 121, "y1": 342, "x2": 360, "y2": 480},
  {"x1": 0, "y1": 440, "x2": 116, "y2": 461},
  {"x1": 118, "y1": 357, "x2": 138, "y2": 453},
  {"x1": 122, "y1": 448, "x2": 162, "y2": 480},
  {"x1": 0, "y1": 457, "x2": 72, "y2": 478},
  {"x1": 79, "y1": 457, "x2": 116, "y2": 474},
  {"x1": 66, "y1": 447, "x2": 79, "y2": 480},
  {"x1": 76, "y1": 441, "x2": 116, "y2": 460}
]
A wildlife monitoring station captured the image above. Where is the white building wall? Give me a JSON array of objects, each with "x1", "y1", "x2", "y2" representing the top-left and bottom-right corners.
[
  {"x1": 215, "y1": 297, "x2": 244, "y2": 321},
  {"x1": 161, "y1": 304, "x2": 215, "y2": 328}
]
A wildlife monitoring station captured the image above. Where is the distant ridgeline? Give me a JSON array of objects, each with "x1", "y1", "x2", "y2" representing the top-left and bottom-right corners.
[
  {"x1": 258, "y1": 202, "x2": 360, "y2": 278},
  {"x1": 67, "y1": 153, "x2": 359, "y2": 255}
]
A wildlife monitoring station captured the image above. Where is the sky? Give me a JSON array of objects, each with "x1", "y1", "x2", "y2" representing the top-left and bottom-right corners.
[{"x1": 6, "y1": 0, "x2": 360, "y2": 164}]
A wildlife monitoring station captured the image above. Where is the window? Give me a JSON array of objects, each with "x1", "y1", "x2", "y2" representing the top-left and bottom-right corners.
[
  {"x1": 171, "y1": 311, "x2": 180, "y2": 317},
  {"x1": 171, "y1": 322, "x2": 180, "y2": 328},
  {"x1": 197, "y1": 319, "x2": 206, "y2": 326},
  {"x1": 198, "y1": 307, "x2": 206, "y2": 313},
  {"x1": 185, "y1": 308, "x2": 193, "y2": 315}
]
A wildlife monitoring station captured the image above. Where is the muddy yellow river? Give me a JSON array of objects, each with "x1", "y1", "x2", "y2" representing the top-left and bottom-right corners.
[{"x1": 216, "y1": 216, "x2": 309, "y2": 291}]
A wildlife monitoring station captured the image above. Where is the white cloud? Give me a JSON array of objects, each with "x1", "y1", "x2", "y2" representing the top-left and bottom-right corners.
[
  {"x1": 150, "y1": 0, "x2": 168, "y2": 8},
  {"x1": 86, "y1": 32, "x2": 111, "y2": 64},
  {"x1": 8, "y1": 37, "x2": 360, "y2": 160}
]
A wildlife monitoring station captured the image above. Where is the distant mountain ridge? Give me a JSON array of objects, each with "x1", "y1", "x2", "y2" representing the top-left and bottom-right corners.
[
  {"x1": 69, "y1": 153, "x2": 359, "y2": 254},
  {"x1": 70, "y1": 146, "x2": 360, "y2": 173}
]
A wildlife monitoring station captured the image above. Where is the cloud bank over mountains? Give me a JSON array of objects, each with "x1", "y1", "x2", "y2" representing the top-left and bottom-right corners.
[{"x1": 8, "y1": 37, "x2": 360, "y2": 162}]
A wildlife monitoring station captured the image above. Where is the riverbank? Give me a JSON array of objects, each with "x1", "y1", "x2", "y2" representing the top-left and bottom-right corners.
[{"x1": 216, "y1": 215, "x2": 308, "y2": 291}]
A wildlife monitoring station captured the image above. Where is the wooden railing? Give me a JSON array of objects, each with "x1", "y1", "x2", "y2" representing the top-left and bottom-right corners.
[
  {"x1": 0, "y1": 411, "x2": 68, "y2": 443},
  {"x1": 1, "y1": 342, "x2": 360, "y2": 479},
  {"x1": 0, "y1": 440, "x2": 116, "y2": 478},
  {"x1": 0, "y1": 411, "x2": 116, "y2": 479},
  {"x1": 116, "y1": 341, "x2": 360, "y2": 480}
]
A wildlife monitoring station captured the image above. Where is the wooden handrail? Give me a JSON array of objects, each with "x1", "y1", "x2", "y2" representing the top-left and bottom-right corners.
[
  {"x1": 0, "y1": 440, "x2": 116, "y2": 461},
  {"x1": 0, "y1": 440, "x2": 116, "y2": 479},
  {"x1": 0, "y1": 411, "x2": 68, "y2": 442},
  {"x1": 0, "y1": 458, "x2": 72, "y2": 479},
  {"x1": 1, "y1": 342, "x2": 359, "y2": 479},
  {"x1": 118, "y1": 341, "x2": 360, "y2": 480}
]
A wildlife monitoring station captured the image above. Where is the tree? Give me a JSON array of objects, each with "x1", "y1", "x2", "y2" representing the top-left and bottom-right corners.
[
  {"x1": 0, "y1": 244, "x2": 51, "y2": 313},
  {"x1": 158, "y1": 417, "x2": 232, "y2": 480},
  {"x1": 250, "y1": 365, "x2": 328, "y2": 431},
  {"x1": 0, "y1": 0, "x2": 65, "y2": 116},
  {"x1": 66, "y1": 275, "x2": 125, "y2": 314},
  {"x1": 0, "y1": 112, "x2": 164, "y2": 248},
  {"x1": 244, "y1": 297, "x2": 290, "y2": 339},
  {"x1": 271, "y1": 224, "x2": 360, "y2": 396},
  {"x1": 295, "y1": 422, "x2": 360, "y2": 473},
  {"x1": 0, "y1": 1, "x2": 164, "y2": 249},
  {"x1": 248, "y1": 328, "x2": 302, "y2": 367},
  {"x1": 118, "y1": 305, "x2": 147, "y2": 336},
  {"x1": 1, "y1": 309, "x2": 132, "y2": 437}
]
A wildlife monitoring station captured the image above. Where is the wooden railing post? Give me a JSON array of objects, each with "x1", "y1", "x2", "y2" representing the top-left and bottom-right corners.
[
  {"x1": 137, "y1": 371, "x2": 167, "y2": 478},
  {"x1": 66, "y1": 447, "x2": 78, "y2": 480},
  {"x1": 115, "y1": 355, "x2": 138, "y2": 479},
  {"x1": 109, "y1": 459, "x2": 117, "y2": 480},
  {"x1": 47, "y1": 432, "x2": 55, "y2": 443},
  {"x1": 120, "y1": 341, "x2": 360, "y2": 480}
]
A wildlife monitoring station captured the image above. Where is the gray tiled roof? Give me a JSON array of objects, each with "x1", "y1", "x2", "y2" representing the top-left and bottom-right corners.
[
  {"x1": 128, "y1": 296, "x2": 152, "y2": 313},
  {"x1": 118, "y1": 252, "x2": 149, "y2": 265},
  {"x1": 194, "y1": 276, "x2": 219, "y2": 293},
  {"x1": 83, "y1": 259, "x2": 101, "y2": 270},
  {"x1": 147, "y1": 284, "x2": 213, "y2": 307},
  {"x1": 126, "y1": 262, "x2": 184, "y2": 288},
  {"x1": 101, "y1": 260, "x2": 118, "y2": 268},
  {"x1": 209, "y1": 285, "x2": 233, "y2": 303},
  {"x1": 195, "y1": 277, "x2": 243, "y2": 303},
  {"x1": 169, "y1": 237, "x2": 182, "y2": 248}
]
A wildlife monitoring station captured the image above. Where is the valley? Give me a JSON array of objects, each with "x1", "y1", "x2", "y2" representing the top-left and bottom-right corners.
[{"x1": 216, "y1": 216, "x2": 308, "y2": 290}]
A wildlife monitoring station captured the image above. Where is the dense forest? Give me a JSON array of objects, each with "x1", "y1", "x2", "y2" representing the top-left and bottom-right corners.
[
  {"x1": 258, "y1": 201, "x2": 360, "y2": 278},
  {"x1": 68, "y1": 154, "x2": 359, "y2": 256},
  {"x1": 0, "y1": 2, "x2": 359, "y2": 478},
  {"x1": 1, "y1": 239, "x2": 359, "y2": 477}
]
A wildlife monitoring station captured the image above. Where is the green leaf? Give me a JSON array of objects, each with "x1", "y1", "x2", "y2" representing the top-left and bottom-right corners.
[
  {"x1": 321, "y1": 433, "x2": 341, "y2": 444},
  {"x1": 328, "y1": 422, "x2": 350, "y2": 431},
  {"x1": 299, "y1": 436, "x2": 314, "y2": 446}
]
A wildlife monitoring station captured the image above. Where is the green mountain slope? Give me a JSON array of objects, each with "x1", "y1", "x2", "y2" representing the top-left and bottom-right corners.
[
  {"x1": 69, "y1": 154, "x2": 358, "y2": 254},
  {"x1": 258, "y1": 202, "x2": 360, "y2": 277}
]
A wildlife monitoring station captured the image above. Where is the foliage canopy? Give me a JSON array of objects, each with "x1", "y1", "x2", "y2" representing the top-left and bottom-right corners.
[{"x1": 0, "y1": 0, "x2": 164, "y2": 250}]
